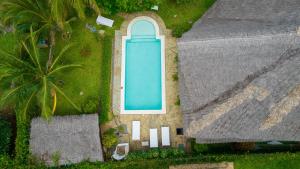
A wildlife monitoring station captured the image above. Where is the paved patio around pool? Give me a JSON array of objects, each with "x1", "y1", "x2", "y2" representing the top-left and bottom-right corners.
[{"x1": 104, "y1": 12, "x2": 186, "y2": 150}]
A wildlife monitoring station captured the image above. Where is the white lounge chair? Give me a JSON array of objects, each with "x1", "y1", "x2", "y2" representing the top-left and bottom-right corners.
[
  {"x1": 96, "y1": 16, "x2": 114, "y2": 27},
  {"x1": 112, "y1": 143, "x2": 129, "y2": 161},
  {"x1": 161, "y1": 126, "x2": 170, "y2": 146},
  {"x1": 132, "y1": 121, "x2": 140, "y2": 141},
  {"x1": 151, "y1": 5, "x2": 159, "y2": 11},
  {"x1": 150, "y1": 128, "x2": 158, "y2": 148}
]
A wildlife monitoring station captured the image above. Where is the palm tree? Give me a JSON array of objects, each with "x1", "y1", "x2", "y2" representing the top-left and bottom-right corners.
[
  {"x1": 0, "y1": 28, "x2": 81, "y2": 120},
  {"x1": 0, "y1": 0, "x2": 100, "y2": 69}
]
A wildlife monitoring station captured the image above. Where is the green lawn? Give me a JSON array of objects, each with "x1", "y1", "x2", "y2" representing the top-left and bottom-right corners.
[
  {"x1": 57, "y1": 152, "x2": 300, "y2": 169},
  {"x1": 158, "y1": 0, "x2": 215, "y2": 37},
  {"x1": 54, "y1": 19, "x2": 103, "y2": 116},
  {"x1": 54, "y1": 16, "x2": 123, "y2": 123}
]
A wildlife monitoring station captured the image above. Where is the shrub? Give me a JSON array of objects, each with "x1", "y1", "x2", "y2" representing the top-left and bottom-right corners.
[
  {"x1": 102, "y1": 128, "x2": 118, "y2": 149},
  {"x1": 149, "y1": 148, "x2": 160, "y2": 158},
  {"x1": 82, "y1": 98, "x2": 99, "y2": 113},
  {"x1": 15, "y1": 115, "x2": 30, "y2": 165},
  {"x1": 175, "y1": 96, "x2": 180, "y2": 106},
  {"x1": 96, "y1": 0, "x2": 161, "y2": 14},
  {"x1": 127, "y1": 148, "x2": 186, "y2": 160},
  {"x1": 159, "y1": 149, "x2": 168, "y2": 159},
  {"x1": 191, "y1": 139, "x2": 233, "y2": 154},
  {"x1": 0, "y1": 155, "x2": 14, "y2": 169},
  {"x1": 0, "y1": 118, "x2": 12, "y2": 155},
  {"x1": 172, "y1": 73, "x2": 178, "y2": 81},
  {"x1": 99, "y1": 36, "x2": 112, "y2": 123},
  {"x1": 174, "y1": 0, "x2": 191, "y2": 4},
  {"x1": 172, "y1": 24, "x2": 191, "y2": 38},
  {"x1": 193, "y1": 143, "x2": 209, "y2": 154}
]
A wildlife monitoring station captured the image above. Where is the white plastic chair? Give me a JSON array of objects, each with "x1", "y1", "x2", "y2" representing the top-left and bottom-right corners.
[{"x1": 112, "y1": 143, "x2": 129, "y2": 161}]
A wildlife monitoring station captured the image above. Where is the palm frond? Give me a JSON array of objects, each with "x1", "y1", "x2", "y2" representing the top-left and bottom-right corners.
[
  {"x1": 49, "y1": 43, "x2": 74, "y2": 71},
  {"x1": 50, "y1": 82, "x2": 81, "y2": 112}
]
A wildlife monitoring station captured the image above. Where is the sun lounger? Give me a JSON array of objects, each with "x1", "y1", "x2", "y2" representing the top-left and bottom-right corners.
[
  {"x1": 96, "y1": 16, "x2": 114, "y2": 27},
  {"x1": 150, "y1": 128, "x2": 158, "y2": 148},
  {"x1": 132, "y1": 121, "x2": 140, "y2": 141},
  {"x1": 161, "y1": 126, "x2": 170, "y2": 146}
]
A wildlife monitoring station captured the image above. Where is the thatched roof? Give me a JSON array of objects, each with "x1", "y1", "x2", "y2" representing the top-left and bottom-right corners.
[
  {"x1": 30, "y1": 114, "x2": 104, "y2": 165},
  {"x1": 178, "y1": 0, "x2": 300, "y2": 143}
]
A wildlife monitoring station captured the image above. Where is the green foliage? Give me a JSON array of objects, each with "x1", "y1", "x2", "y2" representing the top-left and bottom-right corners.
[
  {"x1": 102, "y1": 128, "x2": 118, "y2": 149},
  {"x1": 175, "y1": 95, "x2": 180, "y2": 106},
  {"x1": 15, "y1": 115, "x2": 29, "y2": 165},
  {"x1": 3, "y1": 152, "x2": 300, "y2": 169},
  {"x1": 51, "y1": 151, "x2": 61, "y2": 167},
  {"x1": 0, "y1": 155, "x2": 14, "y2": 169},
  {"x1": 82, "y1": 98, "x2": 99, "y2": 113},
  {"x1": 172, "y1": 73, "x2": 178, "y2": 81},
  {"x1": 192, "y1": 139, "x2": 235, "y2": 154},
  {"x1": 127, "y1": 148, "x2": 185, "y2": 160},
  {"x1": 174, "y1": 0, "x2": 191, "y2": 4},
  {"x1": 172, "y1": 24, "x2": 191, "y2": 38},
  {"x1": 96, "y1": 0, "x2": 161, "y2": 14},
  {"x1": 0, "y1": 29, "x2": 81, "y2": 120},
  {"x1": 1, "y1": 0, "x2": 100, "y2": 34},
  {"x1": 0, "y1": 118, "x2": 12, "y2": 155},
  {"x1": 99, "y1": 36, "x2": 112, "y2": 123},
  {"x1": 192, "y1": 143, "x2": 209, "y2": 154}
]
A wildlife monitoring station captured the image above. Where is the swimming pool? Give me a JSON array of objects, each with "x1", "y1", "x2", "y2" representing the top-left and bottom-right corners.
[{"x1": 120, "y1": 17, "x2": 166, "y2": 114}]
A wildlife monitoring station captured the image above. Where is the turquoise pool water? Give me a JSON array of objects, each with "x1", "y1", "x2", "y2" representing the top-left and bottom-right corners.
[{"x1": 124, "y1": 20, "x2": 162, "y2": 110}]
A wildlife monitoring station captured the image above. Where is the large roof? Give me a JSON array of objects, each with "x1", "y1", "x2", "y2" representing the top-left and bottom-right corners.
[
  {"x1": 178, "y1": 0, "x2": 300, "y2": 143},
  {"x1": 30, "y1": 114, "x2": 104, "y2": 165}
]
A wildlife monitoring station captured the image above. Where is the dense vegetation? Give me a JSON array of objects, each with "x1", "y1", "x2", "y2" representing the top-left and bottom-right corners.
[
  {"x1": 0, "y1": 118, "x2": 12, "y2": 155},
  {"x1": 1, "y1": 152, "x2": 300, "y2": 169},
  {"x1": 2, "y1": 0, "x2": 299, "y2": 169},
  {"x1": 96, "y1": 0, "x2": 161, "y2": 14}
]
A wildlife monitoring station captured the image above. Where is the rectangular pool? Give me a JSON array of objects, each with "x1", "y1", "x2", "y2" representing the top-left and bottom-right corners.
[{"x1": 125, "y1": 38, "x2": 162, "y2": 110}]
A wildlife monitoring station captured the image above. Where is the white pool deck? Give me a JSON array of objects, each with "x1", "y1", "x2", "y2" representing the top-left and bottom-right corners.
[{"x1": 108, "y1": 12, "x2": 186, "y2": 150}]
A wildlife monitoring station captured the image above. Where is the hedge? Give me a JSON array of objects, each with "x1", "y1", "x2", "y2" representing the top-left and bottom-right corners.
[
  {"x1": 15, "y1": 114, "x2": 30, "y2": 165},
  {"x1": 96, "y1": 0, "x2": 161, "y2": 14},
  {"x1": 0, "y1": 118, "x2": 12, "y2": 155},
  {"x1": 126, "y1": 148, "x2": 185, "y2": 160}
]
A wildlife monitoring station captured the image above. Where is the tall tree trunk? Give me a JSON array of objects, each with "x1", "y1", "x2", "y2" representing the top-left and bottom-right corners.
[{"x1": 47, "y1": 29, "x2": 56, "y2": 71}]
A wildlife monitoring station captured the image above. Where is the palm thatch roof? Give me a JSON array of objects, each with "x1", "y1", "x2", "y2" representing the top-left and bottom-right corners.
[
  {"x1": 30, "y1": 114, "x2": 104, "y2": 165},
  {"x1": 178, "y1": 0, "x2": 300, "y2": 143}
]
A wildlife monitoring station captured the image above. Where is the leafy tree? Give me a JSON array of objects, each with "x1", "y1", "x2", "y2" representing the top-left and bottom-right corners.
[
  {"x1": 0, "y1": 28, "x2": 81, "y2": 120},
  {"x1": 0, "y1": 0, "x2": 100, "y2": 69}
]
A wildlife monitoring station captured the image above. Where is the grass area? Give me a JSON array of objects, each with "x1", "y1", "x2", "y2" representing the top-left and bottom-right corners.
[
  {"x1": 57, "y1": 152, "x2": 300, "y2": 169},
  {"x1": 54, "y1": 15, "x2": 123, "y2": 123},
  {"x1": 158, "y1": 0, "x2": 215, "y2": 37},
  {"x1": 54, "y1": 19, "x2": 102, "y2": 115}
]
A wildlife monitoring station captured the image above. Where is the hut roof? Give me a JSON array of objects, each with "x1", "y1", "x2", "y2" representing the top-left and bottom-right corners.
[
  {"x1": 30, "y1": 114, "x2": 104, "y2": 165},
  {"x1": 178, "y1": 0, "x2": 300, "y2": 143}
]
